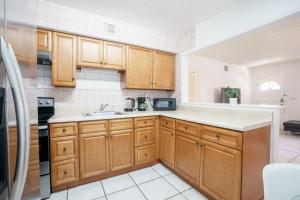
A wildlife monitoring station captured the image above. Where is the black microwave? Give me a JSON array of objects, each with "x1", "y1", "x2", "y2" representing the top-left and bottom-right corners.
[{"x1": 153, "y1": 98, "x2": 176, "y2": 111}]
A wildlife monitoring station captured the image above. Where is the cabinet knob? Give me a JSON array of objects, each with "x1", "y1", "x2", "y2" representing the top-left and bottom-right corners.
[
  {"x1": 145, "y1": 153, "x2": 148, "y2": 157},
  {"x1": 216, "y1": 135, "x2": 220, "y2": 139},
  {"x1": 72, "y1": 78, "x2": 75, "y2": 81},
  {"x1": 144, "y1": 121, "x2": 147, "y2": 124},
  {"x1": 63, "y1": 147, "x2": 67, "y2": 153},
  {"x1": 184, "y1": 126, "x2": 188, "y2": 130},
  {"x1": 145, "y1": 135, "x2": 148, "y2": 139},
  {"x1": 64, "y1": 170, "x2": 67, "y2": 175},
  {"x1": 62, "y1": 128, "x2": 66, "y2": 132},
  {"x1": 165, "y1": 122, "x2": 168, "y2": 125}
]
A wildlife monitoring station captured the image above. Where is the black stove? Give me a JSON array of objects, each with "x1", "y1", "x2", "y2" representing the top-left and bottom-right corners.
[{"x1": 38, "y1": 97, "x2": 54, "y2": 199}]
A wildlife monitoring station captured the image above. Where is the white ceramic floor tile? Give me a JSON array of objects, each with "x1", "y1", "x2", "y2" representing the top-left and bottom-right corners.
[
  {"x1": 129, "y1": 167, "x2": 160, "y2": 184},
  {"x1": 182, "y1": 188, "x2": 208, "y2": 200},
  {"x1": 95, "y1": 197, "x2": 107, "y2": 200},
  {"x1": 152, "y1": 163, "x2": 173, "y2": 176},
  {"x1": 290, "y1": 155, "x2": 300, "y2": 164},
  {"x1": 164, "y1": 174, "x2": 191, "y2": 192},
  {"x1": 168, "y1": 194, "x2": 188, "y2": 200},
  {"x1": 106, "y1": 186, "x2": 146, "y2": 200},
  {"x1": 138, "y1": 177, "x2": 178, "y2": 200},
  {"x1": 49, "y1": 190, "x2": 67, "y2": 200},
  {"x1": 68, "y1": 181, "x2": 105, "y2": 200},
  {"x1": 279, "y1": 149, "x2": 299, "y2": 162},
  {"x1": 102, "y1": 174, "x2": 135, "y2": 194}
]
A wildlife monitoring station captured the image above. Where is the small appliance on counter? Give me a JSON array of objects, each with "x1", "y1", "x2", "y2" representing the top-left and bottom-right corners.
[
  {"x1": 153, "y1": 98, "x2": 176, "y2": 111},
  {"x1": 38, "y1": 97, "x2": 54, "y2": 199},
  {"x1": 137, "y1": 97, "x2": 148, "y2": 111},
  {"x1": 124, "y1": 97, "x2": 135, "y2": 112}
]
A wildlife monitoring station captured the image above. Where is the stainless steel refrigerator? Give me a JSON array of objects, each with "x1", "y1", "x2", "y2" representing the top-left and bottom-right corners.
[{"x1": 0, "y1": 0, "x2": 38, "y2": 199}]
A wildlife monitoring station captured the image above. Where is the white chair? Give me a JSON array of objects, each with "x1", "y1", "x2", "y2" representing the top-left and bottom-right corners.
[{"x1": 263, "y1": 163, "x2": 300, "y2": 200}]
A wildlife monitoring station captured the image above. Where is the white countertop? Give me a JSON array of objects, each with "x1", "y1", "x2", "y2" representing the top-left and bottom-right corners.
[{"x1": 49, "y1": 108, "x2": 272, "y2": 132}]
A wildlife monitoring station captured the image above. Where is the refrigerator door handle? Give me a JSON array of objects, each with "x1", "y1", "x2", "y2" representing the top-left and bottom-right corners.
[{"x1": 0, "y1": 37, "x2": 30, "y2": 200}]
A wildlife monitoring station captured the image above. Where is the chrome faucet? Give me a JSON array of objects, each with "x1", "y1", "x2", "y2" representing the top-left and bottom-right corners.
[{"x1": 99, "y1": 104, "x2": 109, "y2": 112}]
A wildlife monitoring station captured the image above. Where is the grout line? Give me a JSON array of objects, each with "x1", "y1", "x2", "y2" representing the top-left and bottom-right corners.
[
  {"x1": 100, "y1": 180, "x2": 107, "y2": 199},
  {"x1": 128, "y1": 173, "x2": 149, "y2": 200},
  {"x1": 151, "y1": 165, "x2": 173, "y2": 177}
]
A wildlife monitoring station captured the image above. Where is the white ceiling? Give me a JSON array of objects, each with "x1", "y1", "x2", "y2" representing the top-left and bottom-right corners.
[
  {"x1": 46, "y1": 0, "x2": 237, "y2": 34},
  {"x1": 194, "y1": 12, "x2": 300, "y2": 68}
]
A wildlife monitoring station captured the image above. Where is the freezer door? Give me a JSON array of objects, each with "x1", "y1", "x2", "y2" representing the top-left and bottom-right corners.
[{"x1": 5, "y1": 0, "x2": 39, "y2": 199}]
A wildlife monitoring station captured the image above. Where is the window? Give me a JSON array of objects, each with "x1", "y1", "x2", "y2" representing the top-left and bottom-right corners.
[{"x1": 260, "y1": 81, "x2": 280, "y2": 91}]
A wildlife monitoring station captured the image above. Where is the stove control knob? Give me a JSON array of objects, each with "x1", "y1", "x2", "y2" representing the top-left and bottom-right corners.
[
  {"x1": 38, "y1": 100, "x2": 43, "y2": 105},
  {"x1": 46, "y1": 100, "x2": 50, "y2": 105}
]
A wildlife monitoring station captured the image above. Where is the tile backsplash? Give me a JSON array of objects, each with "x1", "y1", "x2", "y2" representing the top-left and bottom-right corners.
[{"x1": 26, "y1": 64, "x2": 173, "y2": 115}]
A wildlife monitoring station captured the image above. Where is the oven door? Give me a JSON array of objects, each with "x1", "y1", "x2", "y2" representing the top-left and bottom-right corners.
[{"x1": 39, "y1": 126, "x2": 49, "y2": 176}]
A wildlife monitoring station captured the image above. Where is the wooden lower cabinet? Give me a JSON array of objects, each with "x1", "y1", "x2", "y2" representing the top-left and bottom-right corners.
[
  {"x1": 51, "y1": 159, "x2": 79, "y2": 187},
  {"x1": 200, "y1": 140, "x2": 241, "y2": 200},
  {"x1": 135, "y1": 144, "x2": 155, "y2": 165},
  {"x1": 175, "y1": 132, "x2": 200, "y2": 185},
  {"x1": 80, "y1": 133, "x2": 109, "y2": 178},
  {"x1": 160, "y1": 127, "x2": 175, "y2": 169},
  {"x1": 109, "y1": 129, "x2": 134, "y2": 171}
]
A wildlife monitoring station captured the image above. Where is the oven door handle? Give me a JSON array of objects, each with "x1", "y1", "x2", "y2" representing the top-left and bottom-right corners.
[{"x1": 0, "y1": 37, "x2": 30, "y2": 200}]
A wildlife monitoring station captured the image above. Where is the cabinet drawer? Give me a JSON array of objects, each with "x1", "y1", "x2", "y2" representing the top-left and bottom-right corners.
[
  {"x1": 50, "y1": 123, "x2": 78, "y2": 138},
  {"x1": 135, "y1": 127, "x2": 155, "y2": 147},
  {"x1": 135, "y1": 144, "x2": 155, "y2": 165},
  {"x1": 202, "y1": 125, "x2": 242, "y2": 150},
  {"x1": 51, "y1": 159, "x2": 79, "y2": 187},
  {"x1": 79, "y1": 120, "x2": 108, "y2": 134},
  {"x1": 109, "y1": 118, "x2": 133, "y2": 131},
  {"x1": 51, "y1": 136, "x2": 78, "y2": 162},
  {"x1": 161, "y1": 117, "x2": 175, "y2": 129},
  {"x1": 134, "y1": 117, "x2": 155, "y2": 128},
  {"x1": 176, "y1": 120, "x2": 201, "y2": 138}
]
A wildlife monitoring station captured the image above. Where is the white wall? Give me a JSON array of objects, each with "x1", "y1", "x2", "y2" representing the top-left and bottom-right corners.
[
  {"x1": 195, "y1": 0, "x2": 300, "y2": 49},
  {"x1": 187, "y1": 55, "x2": 252, "y2": 103},
  {"x1": 250, "y1": 60, "x2": 300, "y2": 121},
  {"x1": 37, "y1": 0, "x2": 195, "y2": 53}
]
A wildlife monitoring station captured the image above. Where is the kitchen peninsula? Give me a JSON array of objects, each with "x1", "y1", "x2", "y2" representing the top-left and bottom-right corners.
[{"x1": 48, "y1": 104, "x2": 273, "y2": 200}]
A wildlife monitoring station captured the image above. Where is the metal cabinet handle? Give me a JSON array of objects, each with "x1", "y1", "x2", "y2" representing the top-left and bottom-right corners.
[{"x1": 1, "y1": 38, "x2": 30, "y2": 200}]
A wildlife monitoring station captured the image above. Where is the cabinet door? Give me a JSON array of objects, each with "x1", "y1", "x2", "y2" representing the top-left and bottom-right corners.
[
  {"x1": 103, "y1": 41, "x2": 126, "y2": 70},
  {"x1": 153, "y1": 51, "x2": 175, "y2": 90},
  {"x1": 109, "y1": 129, "x2": 134, "y2": 171},
  {"x1": 77, "y1": 37, "x2": 103, "y2": 67},
  {"x1": 52, "y1": 32, "x2": 76, "y2": 87},
  {"x1": 37, "y1": 29, "x2": 51, "y2": 51},
  {"x1": 160, "y1": 128, "x2": 175, "y2": 169},
  {"x1": 200, "y1": 140, "x2": 241, "y2": 200},
  {"x1": 80, "y1": 133, "x2": 109, "y2": 178},
  {"x1": 175, "y1": 132, "x2": 200, "y2": 185},
  {"x1": 126, "y1": 46, "x2": 153, "y2": 89},
  {"x1": 6, "y1": 25, "x2": 36, "y2": 65}
]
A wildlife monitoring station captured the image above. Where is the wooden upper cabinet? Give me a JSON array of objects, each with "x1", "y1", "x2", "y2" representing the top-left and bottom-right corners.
[
  {"x1": 52, "y1": 32, "x2": 77, "y2": 87},
  {"x1": 153, "y1": 51, "x2": 175, "y2": 90},
  {"x1": 103, "y1": 41, "x2": 126, "y2": 70},
  {"x1": 37, "y1": 29, "x2": 52, "y2": 51},
  {"x1": 6, "y1": 25, "x2": 36, "y2": 65},
  {"x1": 77, "y1": 37, "x2": 103, "y2": 67},
  {"x1": 109, "y1": 129, "x2": 134, "y2": 171},
  {"x1": 200, "y1": 140, "x2": 241, "y2": 200},
  {"x1": 126, "y1": 46, "x2": 154, "y2": 89}
]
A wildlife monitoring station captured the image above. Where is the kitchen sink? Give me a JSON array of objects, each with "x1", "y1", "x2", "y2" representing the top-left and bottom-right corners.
[{"x1": 85, "y1": 111, "x2": 125, "y2": 117}]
